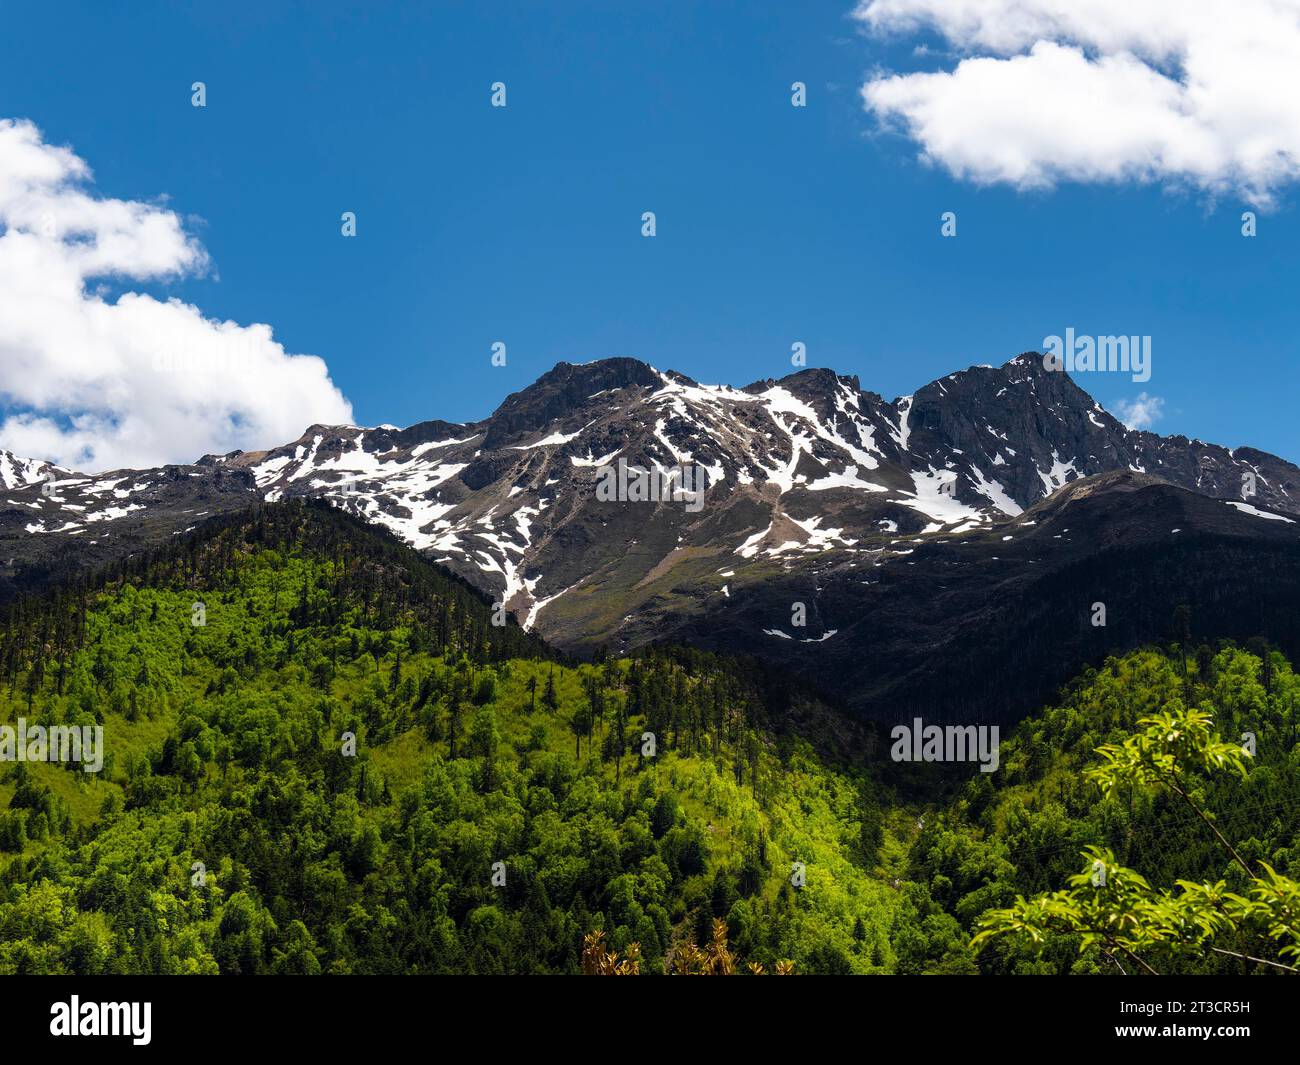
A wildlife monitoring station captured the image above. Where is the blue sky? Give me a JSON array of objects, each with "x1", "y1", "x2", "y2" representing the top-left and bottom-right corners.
[{"x1": 1, "y1": 0, "x2": 1297, "y2": 468}]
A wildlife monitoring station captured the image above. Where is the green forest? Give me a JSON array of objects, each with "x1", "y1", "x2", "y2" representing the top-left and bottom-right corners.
[{"x1": 0, "y1": 501, "x2": 1296, "y2": 974}]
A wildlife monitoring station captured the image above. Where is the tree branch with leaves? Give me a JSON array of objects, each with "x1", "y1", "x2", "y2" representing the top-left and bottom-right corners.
[{"x1": 972, "y1": 705, "x2": 1300, "y2": 974}]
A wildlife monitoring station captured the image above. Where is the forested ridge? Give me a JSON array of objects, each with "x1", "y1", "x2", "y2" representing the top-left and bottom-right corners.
[
  {"x1": 0, "y1": 503, "x2": 898, "y2": 973},
  {"x1": 0, "y1": 501, "x2": 1295, "y2": 974}
]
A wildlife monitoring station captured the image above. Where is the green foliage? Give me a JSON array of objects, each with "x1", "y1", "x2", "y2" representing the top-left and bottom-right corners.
[
  {"x1": 905, "y1": 643, "x2": 1300, "y2": 974},
  {"x1": 0, "y1": 503, "x2": 897, "y2": 974},
  {"x1": 973, "y1": 703, "x2": 1300, "y2": 974},
  {"x1": 1087, "y1": 705, "x2": 1251, "y2": 798}
]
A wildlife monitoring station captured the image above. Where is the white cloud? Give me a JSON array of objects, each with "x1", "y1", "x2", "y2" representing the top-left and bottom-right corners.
[
  {"x1": 855, "y1": 0, "x2": 1300, "y2": 204},
  {"x1": 0, "y1": 118, "x2": 353, "y2": 473},
  {"x1": 1113, "y1": 391, "x2": 1164, "y2": 430}
]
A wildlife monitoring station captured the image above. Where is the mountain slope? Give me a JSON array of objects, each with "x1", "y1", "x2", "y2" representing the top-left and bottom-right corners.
[
  {"x1": 2, "y1": 353, "x2": 1297, "y2": 722},
  {"x1": 656, "y1": 470, "x2": 1300, "y2": 723},
  {"x1": 0, "y1": 502, "x2": 899, "y2": 975}
]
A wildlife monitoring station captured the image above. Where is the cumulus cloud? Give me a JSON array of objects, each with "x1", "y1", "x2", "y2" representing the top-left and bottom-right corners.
[
  {"x1": 1112, "y1": 391, "x2": 1164, "y2": 430},
  {"x1": 0, "y1": 118, "x2": 353, "y2": 473},
  {"x1": 855, "y1": 0, "x2": 1300, "y2": 204}
]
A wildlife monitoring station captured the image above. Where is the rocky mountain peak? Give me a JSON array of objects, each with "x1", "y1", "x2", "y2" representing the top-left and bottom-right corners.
[
  {"x1": 1, "y1": 352, "x2": 1296, "y2": 668},
  {"x1": 483, "y1": 357, "x2": 663, "y2": 448}
]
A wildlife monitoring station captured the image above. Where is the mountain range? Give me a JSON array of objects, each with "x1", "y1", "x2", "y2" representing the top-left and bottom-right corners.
[{"x1": 3, "y1": 352, "x2": 1298, "y2": 722}]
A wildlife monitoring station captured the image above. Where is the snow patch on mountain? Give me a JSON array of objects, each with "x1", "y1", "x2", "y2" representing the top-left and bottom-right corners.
[{"x1": 1226, "y1": 501, "x2": 1295, "y2": 523}]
